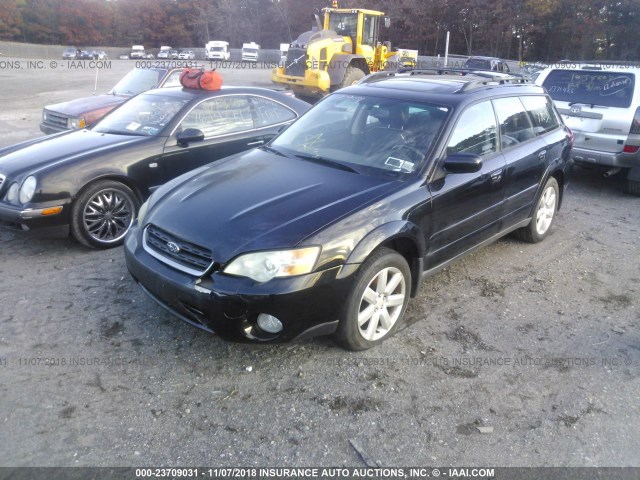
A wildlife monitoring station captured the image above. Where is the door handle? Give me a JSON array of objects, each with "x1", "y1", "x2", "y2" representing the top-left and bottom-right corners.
[
  {"x1": 149, "y1": 162, "x2": 158, "y2": 168},
  {"x1": 490, "y1": 169, "x2": 503, "y2": 182},
  {"x1": 247, "y1": 140, "x2": 264, "y2": 146},
  {"x1": 538, "y1": 150, "x2": 547, "y2": 160}
]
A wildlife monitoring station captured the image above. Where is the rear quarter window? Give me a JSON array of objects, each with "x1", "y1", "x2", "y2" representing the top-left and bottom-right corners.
[
  {"x1": 520, "y1": 95, "x2": 561, "y2": 135},
  {"x1": 542, "y1": 69, "x2": 635, "y2": 108}
]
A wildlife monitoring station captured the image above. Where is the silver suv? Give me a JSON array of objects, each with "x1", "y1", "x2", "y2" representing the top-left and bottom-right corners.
[{"x1": 536, "y1": 63, "x2": 640, "y2": 195}]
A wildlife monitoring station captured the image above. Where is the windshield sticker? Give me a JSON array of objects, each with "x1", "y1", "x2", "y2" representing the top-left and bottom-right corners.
[
  {"x1": 384, "y1": 157, "x2": 416, "y2": 172},
  {"x1": 126, "y1": 122, "x2": 141, "y2": 131}
]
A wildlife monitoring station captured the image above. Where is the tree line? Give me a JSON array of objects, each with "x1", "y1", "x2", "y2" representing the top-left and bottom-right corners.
[{"x1": 1, "y1": 0, "x2": 638, "y2": 61}]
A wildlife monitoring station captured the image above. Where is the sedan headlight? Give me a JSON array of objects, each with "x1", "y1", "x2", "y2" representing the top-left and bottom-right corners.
[
  {"x1": 42, "y1": 110, "x2": 48, "y2": 122},
  {"x1": 19, "y1": 176, "x2": 37, "y2": 204},
  {"x1": 224, "y1": 247, "x2": 321, "y2": 283},
  {"x1": 6, "y1": 182, "x2": 19, "y2": 204},
  {"x1": 67, "y1": 117, "x2": 86, "y2": 129}
]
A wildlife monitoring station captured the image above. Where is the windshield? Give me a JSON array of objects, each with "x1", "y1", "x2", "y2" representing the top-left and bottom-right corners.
[
  {"x1": 109, "y1": 68, "x2": 168, "y2": 96},
  {"x1": 211, "y1": 47, "x2": 224, "y2": 52},
  {"x1": 328, "y1": 12, "x2": 358, "y2": 38},
  {"x1": 92, "y1": 93, "x2": 189, "y2": 137},
  {"x1": 271, "y1": 93, "x2": 449, "y2": 176},
  {"x1": 243, "y1": 48, "x2": 258, "y2": 53},
  {"x1": 542, "y1": 69, "x2": 635, "y2": 108}
]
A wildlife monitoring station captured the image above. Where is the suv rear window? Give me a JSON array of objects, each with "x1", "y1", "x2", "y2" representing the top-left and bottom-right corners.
[{"x1": 542, "y1": 70, "x2": 635, "y2": 108}]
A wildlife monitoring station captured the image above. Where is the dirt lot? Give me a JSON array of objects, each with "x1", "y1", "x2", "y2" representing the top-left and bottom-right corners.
[{"x1": 0, "y1": 59, "x2": 638, "y2": 469}]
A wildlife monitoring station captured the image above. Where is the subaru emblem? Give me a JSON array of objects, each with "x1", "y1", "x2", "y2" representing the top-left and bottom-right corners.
[{"x1": 167, "y1": 241, "x2": 180, "y2": 254}]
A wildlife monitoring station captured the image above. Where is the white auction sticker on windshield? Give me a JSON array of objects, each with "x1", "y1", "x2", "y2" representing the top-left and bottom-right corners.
[{"x1": 126, "y1": 122, "x2": 141, "y2": 131}]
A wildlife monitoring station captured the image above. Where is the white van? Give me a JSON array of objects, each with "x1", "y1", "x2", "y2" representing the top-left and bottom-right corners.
[
  {"x1": 242, "y1": 42, "x2": 260, "y2": 62},
  {"x1": 129, "y1": 45, "x2": 145, "y2": 59},
  {"x1": 206, "y1": 41, "x2": 230, "y2": 61}
]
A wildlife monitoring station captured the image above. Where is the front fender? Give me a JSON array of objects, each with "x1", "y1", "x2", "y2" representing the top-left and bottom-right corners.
[{"x1": 339, "y1": 220, "x2": 425, "y2": 296}]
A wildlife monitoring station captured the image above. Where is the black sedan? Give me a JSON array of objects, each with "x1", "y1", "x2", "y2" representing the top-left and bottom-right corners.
[{"x1": 0, "y1": 87, "x2": 309, "y2": 248}]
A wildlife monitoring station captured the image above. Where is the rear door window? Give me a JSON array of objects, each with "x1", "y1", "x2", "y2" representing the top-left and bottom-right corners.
[{"x1": 542, "y1": 70, "x2": 635, "y2": 108}]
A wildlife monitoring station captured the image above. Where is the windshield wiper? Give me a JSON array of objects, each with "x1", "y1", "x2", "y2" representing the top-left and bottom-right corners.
[
  {"x1": 260, "y1": 145, "x2": 288, "y2": 157},
  {"x1": 96, "y1": 129, "x2": 148, "y2": 136},
  {"x1": 293, "y1": 153, "x2": 359, "y2": 173},
  {"x1": 568, "y1": 101, "x2": 605, "y2": 108}
]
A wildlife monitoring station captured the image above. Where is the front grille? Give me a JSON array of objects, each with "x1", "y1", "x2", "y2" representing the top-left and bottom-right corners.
[
  {"x1": 284, "y1": 48, "x2": 308, "y2": 77},
  {"x1": 43, "y1": 110, "x2": 68, "y2": 129},
  {"x1": 145, "y1": 224, "x2": 213, "y2": 275}
]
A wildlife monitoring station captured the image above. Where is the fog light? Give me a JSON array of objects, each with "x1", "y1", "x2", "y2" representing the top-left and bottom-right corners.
[{"x1": 257, "y1": 313, "x2": 283, "y2": 334}]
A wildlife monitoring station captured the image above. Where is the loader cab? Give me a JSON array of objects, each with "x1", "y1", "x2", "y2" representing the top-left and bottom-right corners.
[{"x1": 324, "y1": 8, "x2": 386, "y2": 65}]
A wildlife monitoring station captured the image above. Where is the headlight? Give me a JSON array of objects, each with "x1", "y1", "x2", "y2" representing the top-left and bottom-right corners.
[
  {"x1": 137, "y1": 199, "x2": 149, "y2": 225},
  {"x1": 42, "y1": 111, "x2": 48, "y2": 122},
  {"x1": 224, "y1": 247, "x2": 320, "y2": 283},
  {"x1": 67, "y1": 117, "x2": 86, "y2": 129},
  {"x1": 6, "y1": 182, "x2": 19, "y2": 204},
  {"x1": 19, "y1": 176, "x2": 37, "y2": 204}
]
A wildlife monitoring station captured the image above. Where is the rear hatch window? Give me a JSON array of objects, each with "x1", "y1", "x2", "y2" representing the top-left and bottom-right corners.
[{"x1": 542, "y1": 69, "x2": 635, "y2": 108}]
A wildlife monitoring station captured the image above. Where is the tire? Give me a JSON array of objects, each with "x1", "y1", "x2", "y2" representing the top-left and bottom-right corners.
[
  {"x1": 624, "y1": 167, "x2": 640, "y2": 196},
  {"x1": 70, "y1": 180, "x2": 139, "y2": 249},
  {"x1": 335, "y1": 247, "x2": 411, "y2": 351},
  {"x1": 515, "y1": 176, "x2": 559, "y2": 243},
  {"x1": 338, "y1": 66, "x2": 366, "y2": 89}
]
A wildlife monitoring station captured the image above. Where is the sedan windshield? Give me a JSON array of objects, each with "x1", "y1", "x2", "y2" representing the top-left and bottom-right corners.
[
  {"x1": 271, "y1": 93, "x2": 449, "y2": 175},
  {"x1": 93, "y1": 93, "x2": 189, "y2": 136},
  {"x1": 109, "y1": 68, "x2": 168, "y2": 96}
]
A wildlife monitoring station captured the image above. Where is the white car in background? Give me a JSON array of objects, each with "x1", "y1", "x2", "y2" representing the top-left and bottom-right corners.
[
  {"x1": 178, "y1": 50, "x2": 195, "y2": 60},
  {"x1": 536, "y1": 63, "x2": 640, "y2": 195}
]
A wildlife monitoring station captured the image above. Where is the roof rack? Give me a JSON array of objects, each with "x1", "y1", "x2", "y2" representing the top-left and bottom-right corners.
[{"x1": 358, "y1": 68, "x2": 529, "y2": 91}]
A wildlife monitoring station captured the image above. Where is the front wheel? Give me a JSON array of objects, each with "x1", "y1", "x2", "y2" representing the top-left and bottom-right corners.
[
  {"x1": 335, "y1": 247, "x2": 411, "y2": 350},
  {"x1": 515, "y1": 176, "x2": 559, "y2": 243},
  {"x1": 70, "y1": 180, "x2": 139, "y2": 249},
  {"x1": 338, "y1": 66, "x2": 365, "y2": 89}
]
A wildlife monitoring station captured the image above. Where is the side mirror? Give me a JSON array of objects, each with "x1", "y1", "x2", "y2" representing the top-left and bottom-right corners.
[
  {"x1": 443, "y1": 153, "x2": 483, "y2": 174},
  {"x1": 177, "y1": 128, "x2": 204, "y2": 146}
]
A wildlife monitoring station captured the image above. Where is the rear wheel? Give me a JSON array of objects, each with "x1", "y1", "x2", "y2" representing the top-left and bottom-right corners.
[
  {"x1": 515, "y1": 177, "x2": 559, "y2": 243},
  {"x1": 70, "y1": 180, "x2": 139, "y2": 249},
  {"x1": 625, "y1": 167, "x2": 640, "y2": 196},
  {"x1": 335, "y1": 247, "x2": 411, "y2": 350}
]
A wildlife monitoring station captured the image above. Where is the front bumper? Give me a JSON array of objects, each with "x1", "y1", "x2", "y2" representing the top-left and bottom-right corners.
[
  {"x1": 40, "y1": 122, "x2": 67, "y2": 135},
  {"x1": 271, "y1": 67, "x2": 331, "y2": 97},
  {"x1": 0, "y1": 201, "x2": 69, "y2": 231},
  {"x1": 124, "y1": 224, "x2": 354, "y2": 343}
]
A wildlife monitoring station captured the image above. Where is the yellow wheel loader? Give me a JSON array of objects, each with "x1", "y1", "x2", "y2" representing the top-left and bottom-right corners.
[{"x1": 271, "y1": 3, "x2": 395, "y2": 99}]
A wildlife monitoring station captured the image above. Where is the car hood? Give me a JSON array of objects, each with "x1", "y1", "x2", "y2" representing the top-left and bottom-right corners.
[
  {"x1": 145, "y1": 149, "x2": 401, "y2": 263},
  {"x1": 0, "y1": 129, "x2": 148, "y2": 178},
  {"x1": 45, "y1": 94, "x2": 129, "y2": 118}
]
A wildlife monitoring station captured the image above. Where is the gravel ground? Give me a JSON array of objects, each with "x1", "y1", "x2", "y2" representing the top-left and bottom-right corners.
[{"x1": 0, "y1": 59, "x2": 638, "y2": 469}]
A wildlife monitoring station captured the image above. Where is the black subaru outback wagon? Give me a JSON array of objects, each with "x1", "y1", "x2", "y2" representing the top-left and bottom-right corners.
[{"x1": 125, "y1": 71, "x2": 573, "y2": 350}]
